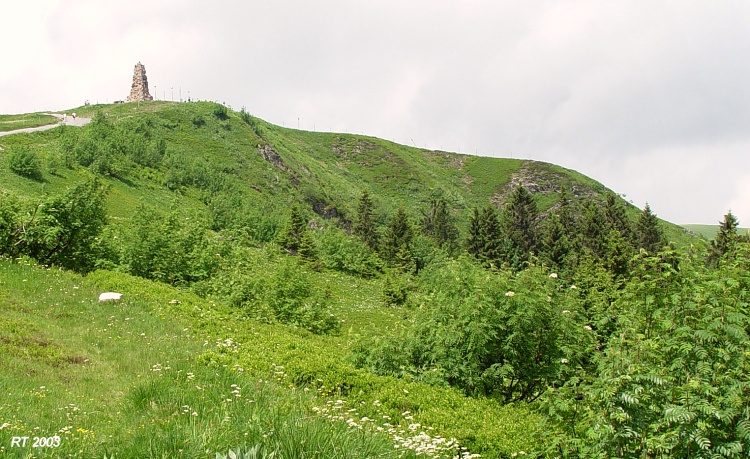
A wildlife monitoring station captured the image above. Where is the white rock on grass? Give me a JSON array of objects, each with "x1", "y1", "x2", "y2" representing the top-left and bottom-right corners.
[{"x1": 98, "y1": 292, "x2": 123, "y2": 302}]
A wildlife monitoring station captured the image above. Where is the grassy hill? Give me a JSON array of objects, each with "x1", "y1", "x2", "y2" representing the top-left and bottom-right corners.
[
  {"x1": 0, "y1": 101, "x2": 691, "y2": 244},
  {"x1": 0, "y1": 101, "x2": 704, "y2": 458},
  {"x1": 682, "y1": 224, "x2": 750, "y2": 240}
]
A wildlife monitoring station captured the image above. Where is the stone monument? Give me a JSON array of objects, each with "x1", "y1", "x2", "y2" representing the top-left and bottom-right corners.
[{"x1": 126, "y1": 62, "x2": 153, "y2": 102}]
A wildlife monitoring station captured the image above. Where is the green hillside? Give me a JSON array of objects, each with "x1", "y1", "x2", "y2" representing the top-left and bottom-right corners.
[
  {"x1": 4, "y1": 101, "x2": 738, "y2": 458},
  {"x1": 0, "y1": 101, "x2": 691, "y2": 244},
  {"x1": 682, "y1": 224, "x2": 750, "y2": 240}
]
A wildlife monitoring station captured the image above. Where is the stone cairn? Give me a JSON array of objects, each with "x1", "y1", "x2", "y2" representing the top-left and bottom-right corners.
[{"x1": 126, "y1": 62, "x2": 153, "y2": 102}]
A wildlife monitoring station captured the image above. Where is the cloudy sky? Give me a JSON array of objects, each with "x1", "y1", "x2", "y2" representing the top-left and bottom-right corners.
[{"x1": 2, "y1": 1, "x2": 749, "y2": 225}]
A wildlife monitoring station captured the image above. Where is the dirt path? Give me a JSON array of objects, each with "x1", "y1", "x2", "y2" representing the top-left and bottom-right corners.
[{"x1": 0, "y1": 113, "x2": 91, "y2": 137}]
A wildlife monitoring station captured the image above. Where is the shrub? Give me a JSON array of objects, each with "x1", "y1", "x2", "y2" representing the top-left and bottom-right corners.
[
  {"x1": 213, "y1": 103, "x2": 229, "y2": 120},
  {"x1": 317, "y1": 228, "x2": 382, "y2": 277},
  {"x1": 7, "y1": 147, "x2": 42, "y2": 180},
  {"x1": 357, "y1": 258, "x2": 591, "y2": 402},
  {"x1": 1, "y1": 179, "x2": 110, "y2": 271}
]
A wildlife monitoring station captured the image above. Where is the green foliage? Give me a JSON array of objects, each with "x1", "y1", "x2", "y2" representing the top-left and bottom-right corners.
[
  {"x1": 421, "y1": 197, "x2": 459, "y2": 251},
  {"x1": 7, "y1": 146, "x2": 43, "y2": 180},
  {"x1": 121, "y1": 204, "x2": 225, "y2": 285},
  {"x1": 357, "y1": 258, "x2": 591, "y2": 403},
  {"x1": 636, "y1": 202, "x2": 666, "y2": 254},
  {"x1": 278, "y1": 206, "x2": 318, "y2": 262},
  {"x1": 317, "y1": 227, "x2": 382, "y2": 277},
  {"x1": 196, "y1": 249, "x2": 339, "y2": 335},
  {"x1": 213, "y1": 103, "x2": 229, "y2": 120},
  {"x1": 544, "y1": 246, "x2": 750, "y2": 458},
  {"x1": 352, "y1": 190, "x2": 379, "y2": 251},
  {"x1": 0, "y1": 178, "x2": 109, "y2": 271},
  {"x1": 380, "y1": 207, "x2": 415, "y2": 272},
  {"x1": 381, "y1": 273, "x2": 409, "y2": 306},
  {"x1": 500, "y1": 184, "x2": 539, "y2": 269},
  {"x1": 709, "y1": 210, "x2": 740, "y2": 267}
]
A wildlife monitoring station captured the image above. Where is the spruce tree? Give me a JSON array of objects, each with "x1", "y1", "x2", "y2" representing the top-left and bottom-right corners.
[
  {"x1": 603, "y1": 192, "x2": 634, "y2": 243},
  {"x1": 280, "y1": 206, "x2": 310, "y2": 256},
  {"x1": 709, "y1": 210, "x2": 740, "y2": 266},
  {"x1": 500, "y1": 184, "x2": 539, "y2": 270},
  {"x1": 466, "y1": 206, "x2": 483, "y2": 258},
  {"x1": 479, "y1": 205, "x2": 503, "y2": 266},
  {"x1": 540, "y1": 213, "x2": 571, "y2": 269},
  {"x1": 352, "y1": 190, "x2": 379, "y2": 251},
  {"x1": 635, "y1": 203, "x2": 665, "y2": 254},
  {"x1": 421, "y1": 197, "x2": 458, "y2": 251},
  {"x1": 381, "y1": 207, "x2": 414, "y2": 270}
]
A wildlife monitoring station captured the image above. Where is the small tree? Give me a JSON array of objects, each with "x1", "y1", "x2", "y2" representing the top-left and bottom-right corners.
[
  {"x1": 635, "y1": 203, "x2": 665, "y2": 254},
  {"x1": 708, "y1": 210, "x2": 740, "y2": 267},
  {"x1": 352, "y1": 190, "x2": 379, "y2": 251},
  {"x1": 421, "y1": 197, "x2": 459, "y2": 251},
  {"x1": 279, "y1": 206, "x2": 317, "y2": 262},
  {"x1": 381, "y1": 207, "x2": 414, "y2": 271},
  {"x1": 500, "y1": 184, "x2": 539, "y2": 270},
  {"x1": 7, "y1": 147, "x2": 42, "y2": 180}
]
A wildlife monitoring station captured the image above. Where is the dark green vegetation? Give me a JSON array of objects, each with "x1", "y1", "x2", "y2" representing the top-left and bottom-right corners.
[{"x1": 1, "y1": 101, "x2": 747, "y2": 458}]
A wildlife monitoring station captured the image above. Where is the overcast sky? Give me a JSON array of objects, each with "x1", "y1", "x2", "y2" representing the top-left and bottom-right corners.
[{"x1": 2, "y1": 1, "x2": 749, "y2": 225}]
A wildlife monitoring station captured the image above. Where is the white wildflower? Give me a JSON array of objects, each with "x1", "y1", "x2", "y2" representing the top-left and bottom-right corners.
[
  {"x1": 505, "y1": 291, "x2": 515, "y2": 297},
  {"x1": 549, "y1": 273, "x2": 558, "y2": 278}
]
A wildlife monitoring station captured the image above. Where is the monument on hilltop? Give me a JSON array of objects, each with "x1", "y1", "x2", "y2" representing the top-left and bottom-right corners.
[{"x1": 126, "y1": 62, "x2": 153, "y2": 102}]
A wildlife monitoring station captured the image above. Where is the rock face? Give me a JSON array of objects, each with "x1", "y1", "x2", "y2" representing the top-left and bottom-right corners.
[{"x1": 126, "y1": 62, "x2": 153, "y2": 102}]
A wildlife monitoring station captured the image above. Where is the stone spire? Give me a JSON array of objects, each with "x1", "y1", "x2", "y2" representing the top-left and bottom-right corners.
[{"x1": 126, "y1": 62, "x2": 153, "y2": 102}]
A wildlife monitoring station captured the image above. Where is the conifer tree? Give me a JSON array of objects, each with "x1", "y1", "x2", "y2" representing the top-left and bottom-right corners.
[
  {"x1": 540, "y1": 213, "x2": 571, "y2": 269},
  {"x1": 709, "y1": 210, "x2": 740, "y2": 266},
  {"x1": 381, "y1": 207, "x2": 414, "y2": 270},
  {"x1": 603, "y1": 192, "x2": 634, "y2": 243},
  {"x1": 479, "y1": 205, "x2": 503, "y2": 266},
  {"x1": 466, "y1": 206, "x2": 483, "y2": 258},
  {"x1": 579, "y1": 199, "x2": 606, "y2": 258},
  {"x1": 635, "y1": 203, "x2": 665, "y2": 253},
  {"x1": 352, "y1": 190, "x2": 379, "y2": 251},
  {"x1": 421, "y1": 197, "x2": 458, "y2": 251},
  {"x1": 500, "y1": 184, "x2": 539, "y2": 269},
  {"x1": 279, "y1": 206, "x2": 316, "y2": 261}
]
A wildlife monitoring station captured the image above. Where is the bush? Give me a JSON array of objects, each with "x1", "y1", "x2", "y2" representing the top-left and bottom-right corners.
[
  {"x1": 356, "y1": 258, "x2": 591, "y2": 402},
  {"x1": 7, "y1": 147, "x2": 42, "y2": 180},
  {"x1": 317, "y1": 228, "x2": 382, "y2": 277},
  {"x1": 213, "y1": 103, "x2": 229, "y2": 120},
  {"x1": 0, "y1": 179, "x2": 110, "y2": 271}
]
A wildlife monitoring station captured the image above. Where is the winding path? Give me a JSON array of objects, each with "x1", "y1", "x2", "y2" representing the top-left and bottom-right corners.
[{"x1": 0, "y1": 113, "x2": 91, "y2": 137}]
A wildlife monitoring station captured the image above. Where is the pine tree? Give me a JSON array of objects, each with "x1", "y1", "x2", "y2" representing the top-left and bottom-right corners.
[
  {"x1": 539, "y1": 213, "x2": 571, "y2": 269},
  {"x1": 466, "y1": 206, "x2": 483, "y2": 258},
  {"x1": 381, "y1": 207, "x2": 414, "y2": 270},
  {"x1": 709, "y1": 210, "x2": 740, "y2": 266},
  {"x1": 500, "y1": 184, "x2": 539, "y2": 270},
  {"x1": 635, "y1": 203, "x2": 665, "y2": 254},
  {"x1": 280, "y1": 206, "x2": 310, "y2": 256},
  {"x1": 603, "y1": 192, "x2": 634, "y2": 243},
  {"x1": 479, "y1": 205, "x2": 503, "y2": 266},
  {"x1": 421, "y1": 197, "x2": 458, "y2": 251},
  {"x1": 352, "y1": 190, "x2": 379, "y2": 250}
]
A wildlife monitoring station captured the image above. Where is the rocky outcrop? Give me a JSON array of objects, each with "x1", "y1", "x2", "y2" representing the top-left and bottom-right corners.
[
  {"x1": 258, "y1": 144, "x2": 286, "y2": 171},
  {"x1": 126, "y1": 62, "x2": 153, "y2": 102}
]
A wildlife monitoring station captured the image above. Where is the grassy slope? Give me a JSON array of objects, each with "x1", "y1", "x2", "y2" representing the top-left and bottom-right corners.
[
  {"x1": 682, "y1": 224, "x2": 750, "y2": 240},
  {"x1": 0, "y1": 101, "x2": 694, "y2": 246},
  {"x1": 0, "y1": 102, "x2": 702, "y2": 457},
  {"x1": 0, "y1": 257, "x2": 541, "y2": 458},
  {"x1": 0, "y1": 113, "x2": 58, "y2": 132}
]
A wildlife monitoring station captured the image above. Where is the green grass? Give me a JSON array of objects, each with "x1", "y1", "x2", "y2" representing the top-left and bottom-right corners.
[
  {"x1": 0, "y1": 257, "x2": 541, "y2": 458},
  {"x1": 0, "y1": 114, "x2": 58, "y2": 132},
  {"x1": 0, "y1": 258, "x2": 437, "y2": 458},
  {"x1": 681, "y1": 224, "x2": 750, "y2": 240}
]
